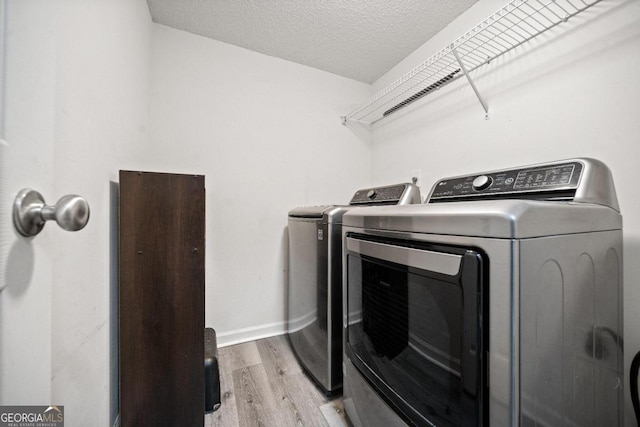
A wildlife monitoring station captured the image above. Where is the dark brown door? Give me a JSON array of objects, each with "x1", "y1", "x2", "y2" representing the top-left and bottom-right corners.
[{"x1": 119, "y1": 171, "x2": 205, "y2": 427}]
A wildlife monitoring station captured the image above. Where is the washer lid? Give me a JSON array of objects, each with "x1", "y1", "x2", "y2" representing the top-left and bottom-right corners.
[
  {"x1": 288, "y1": 205, "x2": 336, "y2": 218},
  {"x1": 343, "y1": 199, "x2": 622, "y2": 239},
  {"x1": 288, "y1": 182, "x2": 421, "y2": 220}
]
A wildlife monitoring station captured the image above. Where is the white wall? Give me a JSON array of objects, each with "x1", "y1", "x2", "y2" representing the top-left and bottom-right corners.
[
  {"x1": 148, "y1": 24, "x2": 371, "y2": 346},
  {"x1": 1, "y1": 1, "x2": 152, "y2": 427},
  {"x1": 368, "y1": 0, "x2": 640, "y2": 424}
]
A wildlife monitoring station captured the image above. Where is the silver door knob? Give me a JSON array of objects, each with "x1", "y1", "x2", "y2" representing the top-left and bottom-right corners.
[{"x1": 13, "y1": 188, "x2": 90, "y2": 237}]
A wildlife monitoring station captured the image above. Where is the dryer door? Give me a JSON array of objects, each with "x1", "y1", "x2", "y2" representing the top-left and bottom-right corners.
[{"x1": 345, "y1": 234, "x2": 488, "y2": 427}]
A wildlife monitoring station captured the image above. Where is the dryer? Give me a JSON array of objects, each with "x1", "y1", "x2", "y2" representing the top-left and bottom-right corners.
[
  {"x1": 288, "y1": 183, "x2": 420, "y2": 394},
  {"x1": 342, "y1": 158, "x2": 623, "y2": 426}
]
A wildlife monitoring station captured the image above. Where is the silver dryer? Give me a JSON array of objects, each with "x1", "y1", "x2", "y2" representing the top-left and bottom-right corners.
[{"x1": 342, "y1": 158, "x2": 623, "y2": 426}]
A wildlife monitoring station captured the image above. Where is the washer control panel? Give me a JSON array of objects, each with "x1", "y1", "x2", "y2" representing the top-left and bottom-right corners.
[
  {"x1": 350, "y1": 183, "x2": 421, "y2": 205},
  {"x1": 429, "y1": 161, "x2": 583, "y2": 202}
]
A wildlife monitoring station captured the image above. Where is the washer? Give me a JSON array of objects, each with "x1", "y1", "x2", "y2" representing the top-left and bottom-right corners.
[
  {"x1": 342, "y1": 158, "x2": 623, "y2": 426},
  {"x1": 288, "y1": 183, "x2": 421, "y2": 394}
]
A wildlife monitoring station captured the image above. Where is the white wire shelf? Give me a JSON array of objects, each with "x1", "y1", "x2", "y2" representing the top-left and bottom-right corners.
[{"x1": 342, "y1": 0, "x2": 604, "y2": 126}]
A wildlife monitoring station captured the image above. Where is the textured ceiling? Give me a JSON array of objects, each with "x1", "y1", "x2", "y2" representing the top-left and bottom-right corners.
[{"x1": 146, "y1": 0, "x2": 477, "y2": 84}]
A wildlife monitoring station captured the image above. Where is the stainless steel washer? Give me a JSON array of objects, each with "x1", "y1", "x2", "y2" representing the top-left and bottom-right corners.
[
  {"x1": 342, "y1": 158, "x2": 623, "y2": 426},
  {"x1": 288, "y1": 183, "x2": 421, "y2": 393}
]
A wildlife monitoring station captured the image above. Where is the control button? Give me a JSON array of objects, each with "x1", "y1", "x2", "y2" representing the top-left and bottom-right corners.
[
  {"x1": 505, "y1": 177, "x2": 514, "y2": 185},
  {"x1": 367, "y1": 189, "x2": 377, "y2": 199},
  {"x1": 472, "y1": 175, "x2": 492, "y2": 191}
]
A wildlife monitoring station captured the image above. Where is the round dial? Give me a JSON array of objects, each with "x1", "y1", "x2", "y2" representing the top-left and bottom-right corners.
[
  {"x1": 472, "y1": 175, "x2": 492, "y2": 191},
  {"x1": 366, "y1": 189, "x2": 377, "y2": 199}
]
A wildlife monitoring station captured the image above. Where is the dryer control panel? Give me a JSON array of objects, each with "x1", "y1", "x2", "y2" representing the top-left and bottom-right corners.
[{"x1": 429, "y1": 160, "x2": 586, "y2": 203}]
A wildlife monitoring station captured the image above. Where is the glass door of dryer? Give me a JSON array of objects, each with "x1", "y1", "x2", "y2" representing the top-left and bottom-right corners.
[{"x1": 345, "y1": 234, "x2": 488, "y2": 427}]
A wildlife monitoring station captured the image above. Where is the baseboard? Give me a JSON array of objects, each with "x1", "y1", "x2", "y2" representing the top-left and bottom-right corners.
[{"x1": 215, "y1": 320, "x2": 287, "y2": 348}]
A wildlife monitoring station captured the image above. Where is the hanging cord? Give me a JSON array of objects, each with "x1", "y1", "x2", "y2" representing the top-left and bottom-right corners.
[{"x1": 632, "y1": 350, "x2": 640, "y2": 425}]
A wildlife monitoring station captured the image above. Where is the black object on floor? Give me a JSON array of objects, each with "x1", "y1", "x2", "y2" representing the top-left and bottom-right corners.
[{"x1": 205, "y1": 327, "x2": 221, "y2": 413}]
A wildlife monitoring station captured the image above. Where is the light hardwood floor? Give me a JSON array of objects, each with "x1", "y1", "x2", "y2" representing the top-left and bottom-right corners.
[{"x1": 205, "y1": 335, "x2": 351, "y2": 427}]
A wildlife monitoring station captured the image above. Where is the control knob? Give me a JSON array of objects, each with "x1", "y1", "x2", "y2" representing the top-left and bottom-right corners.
[
  {"x1": 367, "y1": 189, "x2": 377, "y2": 199},
  {"x1": 472, "y1": 175, "x2": 492, "y2": 191}
]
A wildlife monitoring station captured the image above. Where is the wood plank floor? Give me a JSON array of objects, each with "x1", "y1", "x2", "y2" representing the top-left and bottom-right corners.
[{"x1": 205, "y1": 335, "x2": 351, "y2": 427}]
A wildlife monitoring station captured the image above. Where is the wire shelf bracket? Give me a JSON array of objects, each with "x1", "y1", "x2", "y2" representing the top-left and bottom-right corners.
[
  {"x1": 451, "y1": 44, "x2": 489, "y2": 118},
  {"x1": 342, "y1": 0, "x2": 605, "y2": 126}
]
